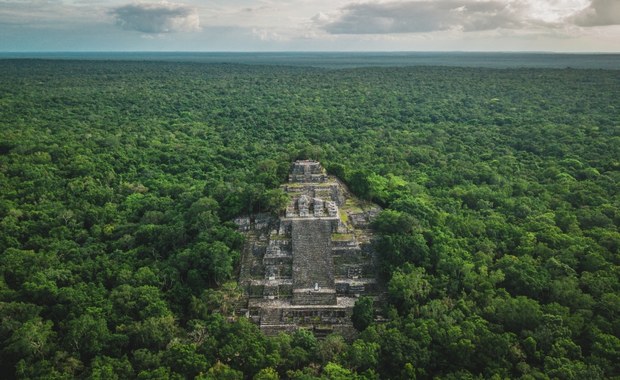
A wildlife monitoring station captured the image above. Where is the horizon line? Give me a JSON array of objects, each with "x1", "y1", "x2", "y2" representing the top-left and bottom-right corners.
[{"x1": 1, "y1": 50, "x2": 620, "y2": 55}]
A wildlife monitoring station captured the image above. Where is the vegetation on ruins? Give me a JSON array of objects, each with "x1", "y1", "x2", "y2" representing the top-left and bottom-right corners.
[{"x1": 0, "y1": 59, "x2": 619, "y2": 379}]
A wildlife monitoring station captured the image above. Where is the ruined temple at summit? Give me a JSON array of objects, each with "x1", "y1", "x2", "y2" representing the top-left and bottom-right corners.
[{"x1": 236, "y1": 160, "x2": 380, "y2": 336}]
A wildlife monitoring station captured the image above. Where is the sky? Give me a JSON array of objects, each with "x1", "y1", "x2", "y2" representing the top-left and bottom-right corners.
[{"x1": 1, "y1": 0, "x2": 619, "y2": 52}]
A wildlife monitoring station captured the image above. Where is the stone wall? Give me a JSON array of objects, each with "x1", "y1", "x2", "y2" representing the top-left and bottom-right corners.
[
  {"x1": 289, "y1": 160, "x2": 327, "y2": 183},
  {"x1": 292, "y1": 288, "x2": 337, "y2": 305}
]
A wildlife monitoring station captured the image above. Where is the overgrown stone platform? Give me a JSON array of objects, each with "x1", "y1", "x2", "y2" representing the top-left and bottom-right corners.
[{"x1": 235, "y1": 160, "x2": 380, "y2": 336}]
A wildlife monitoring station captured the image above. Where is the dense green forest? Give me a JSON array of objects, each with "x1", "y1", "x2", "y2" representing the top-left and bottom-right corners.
[{"x1": 0, "y1": 59, "x2": 619, "y2": 379}]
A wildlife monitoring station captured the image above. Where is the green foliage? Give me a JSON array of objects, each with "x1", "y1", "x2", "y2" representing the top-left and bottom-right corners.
[
  {"x1": 371, "y1": 209, "x2": 415, "y2": 235},
  {"x1": 316, "y1": 334, "x2": 347, "y2": 365},
  {"x1": 253, "y1": 367, "x2": 280, "y2": 380},
  {"x1": 199, "y1": 361, "x2": 243, "y2": 380},
  {"x1": 495, "y1": 254, "x2": 549, "y2": 298},
  {"x1": 261, "y1": 189, "x2": 290, "y2": 214},
  {"x1": 351, "y1": 297, "x2": 374, "y2": 331},
  {"x1": 347, "y1": 171, "x2": 373, "y2": 201},
  {"x1": 1, "y1": 59, "x2": 618, "y2": 379},
  {"x1": 4, "y1": 317, "x2": 55, "y2": 360},
  {"x1": 162, "y1": 343, "x2": 208, "y2": 378},
  {"x1": 388, "y1": 265, "x2": 431, "y2": 313},
  {"x1": 322, "y1": 362, "x2": 357, "y2": 380},
  {"x1": 347, "y1": 340, "x2": 380, "y2": 372}
]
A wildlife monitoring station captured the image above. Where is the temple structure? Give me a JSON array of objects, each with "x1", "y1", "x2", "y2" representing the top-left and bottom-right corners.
[{"x1": 236, "y1": 160, "x2": 380, "y2": 336}]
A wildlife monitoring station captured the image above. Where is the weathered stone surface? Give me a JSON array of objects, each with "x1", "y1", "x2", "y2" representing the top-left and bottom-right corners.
[
  {"x1": 236, "y1": 160, "x2": 381, "y2": 336},
  {"x1": 289, "y1": 160, "x2": 327, "y2": 183},
  {"x1": 292, "y1": 219, "x2": 334, "y2": 290}
]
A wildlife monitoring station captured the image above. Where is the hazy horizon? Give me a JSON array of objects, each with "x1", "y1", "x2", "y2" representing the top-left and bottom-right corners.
[{"x1": 2, "y1": 51, "x2": 618, "y2": 70}]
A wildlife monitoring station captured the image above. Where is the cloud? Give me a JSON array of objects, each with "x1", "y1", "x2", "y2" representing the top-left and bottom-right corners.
[
  {"x1": 112, "y1": 2, "x2": 200, "y2": 33},
  {"x1": 319, "y1": 0, "x2": 549, "y2": 34},
  {"x1": 571, "y1": 0, "x2": 620, "y2": 26}
]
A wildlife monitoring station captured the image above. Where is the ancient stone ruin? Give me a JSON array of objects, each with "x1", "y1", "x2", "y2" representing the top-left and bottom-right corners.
[{"x1": 236, "y1": 160, "x2": 380, "y2": 337}]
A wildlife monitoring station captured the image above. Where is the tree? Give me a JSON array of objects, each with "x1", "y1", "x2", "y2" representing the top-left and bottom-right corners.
[
  {"x1": 262, "y1": 189, "x2": 289, "y2": 214},
  {"x1": 495, "y1": 254, "x2": 549, "y2": 298},
  {"x1": 124, "y1": 315, "x2": 177, "y2": 351},
  {"x1": 199, "y1": 361, "x2": 243, "y2": 380},
  {"x1": 485, "y1": 295, "x2": 543, "y2": 333},
  {"x1": 216, "y1": 318, "x2": 279, "y2": 375},
  {"x1": 64, "y1": 310, "x2": 111, "y2": 360},
  {"x1": 204, "y1": 242, "x2": 239, "y2": 287},
  {"x1": 387, "y1": 265, "x2": 431, "y2": 314},
  {"x1": 347, "y1": 340, "x2": 379, "y2": 372},
  {"x1": 162, "y1": 343, "x2": 208, "y2": 378},
  {"x1": 254, "y1": 367, "x2": 280, "y2": 380},
  {"x1": 256, "y1": 159, "x2": 281, "y2": 188},
  {"x1": 352, "y1": 297, "x2": 374, "y2": 331},
  {"x1": 317, "y1": 334, "x2": 347, "y2": 364},
  {"x1": 348, "y1": 171, "x2": 372, "y2": 200},
  {"x1": 4, "y1": 317, "x2": 55, "y2": 360},
  {"x1": 322, "y1": 362, "x2": 358, "y2": 380},
  {"x1": 89, "y1": 356, "x2": 133, "y2": 380},
  {"x1": 176, "y1": 241, "x2": 238, "y2": 289},
  {"x1": 371, "y1": 210, "x2": 415, "y2": 235},
  {"x1": 326, "y1": 163, "x2": 347, "y2": 179}
]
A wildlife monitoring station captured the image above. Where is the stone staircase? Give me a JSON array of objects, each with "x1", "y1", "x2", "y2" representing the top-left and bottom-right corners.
[
  {"x1": 291, "y1": 219, "x2": 334, "y2": 289},
  {"x1": 260, "y1": 308, "x2": 282, "y2": 325}
]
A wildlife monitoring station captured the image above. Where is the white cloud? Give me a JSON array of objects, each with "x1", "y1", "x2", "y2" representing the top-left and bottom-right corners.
[
  {"x1": 571, "y1": 0, "x2": 620, "y2": 26},
  {"x1": 111, "y1": 2, "x2": 200, "y2": 33},
  {"x1": 0, "y1": 0, "x2": 109, "y2": 26},
  {"x1": 319, "y1": 1, "x2": 540, "y2": 34},
  {"x1": 318, "y1": 0, "x2": 620, "y2": 35},
  {"x1": 252, "y1": 27, "x2": 288, "y2": 41}
]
